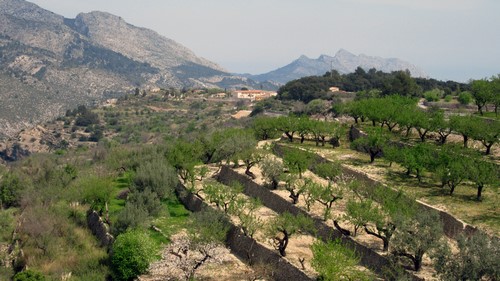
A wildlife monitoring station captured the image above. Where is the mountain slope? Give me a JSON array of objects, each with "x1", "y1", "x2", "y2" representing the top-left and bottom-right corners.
[
  {"x1": 0, "y1": 0, "x2": 261, "y2": 138},
  {"x1": 251, "y1": 49, "x2": 427, "y2": 84}
]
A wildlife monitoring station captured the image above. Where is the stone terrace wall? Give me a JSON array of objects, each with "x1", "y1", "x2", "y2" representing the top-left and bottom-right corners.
[
  {"x1": 272, "y1": 143, "x2": 484, "y2": 240},
  {"x1": 217, "y1": 166, "x2": 423, "y2": 281},
  {"x1": 87, "y1": 210, "x2": 114, "y2": 248},
  {"x1": 174, "y1": 184, "x2": 312, "y2": 281}
]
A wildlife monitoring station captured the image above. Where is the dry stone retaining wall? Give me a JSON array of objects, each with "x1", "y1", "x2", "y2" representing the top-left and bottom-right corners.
[
  {"x1": 217, "y1": 166, "x2": 422, "y2": 281},
  {"x1": 87, "y1": 210, "x2": 114, "y2": 248},
  {"x1": 174, "y1": 184, "x2": 312, "y2": 281}
]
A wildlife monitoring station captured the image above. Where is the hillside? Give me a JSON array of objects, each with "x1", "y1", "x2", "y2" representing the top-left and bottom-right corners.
[
  {"x1": 250, "y1": 49, "x2": 427, "y2": 84},
  {"x1": 0, "y1": 0, "x2": 264, "y2": 139}
]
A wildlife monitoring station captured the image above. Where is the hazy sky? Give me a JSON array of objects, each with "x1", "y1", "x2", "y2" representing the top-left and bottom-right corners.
[{"x1": 29, "y1": 0, "x2": 500, "y2": 82}]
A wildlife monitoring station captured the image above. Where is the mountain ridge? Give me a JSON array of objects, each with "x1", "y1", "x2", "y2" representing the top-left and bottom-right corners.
[
  {"x1": 0, "y1": 0, "x2": 264, "y2": 138},
  {"x1": 249, "y1": 49, "x2": 427, "y2": 84}
]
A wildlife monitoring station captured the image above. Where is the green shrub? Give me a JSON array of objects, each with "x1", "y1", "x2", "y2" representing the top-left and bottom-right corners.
[
  {"x1": 444, "y1": 95, "x2": 453, "y2": 102},
  {"x1": 0, "y1": 172, "x2": 27, "y2": 208},
  {"x1": 111, "y1": 230, "x2": 158, "y2": 281},
  {"x1": 114, "y1": 188, "x2": 163, "y2": 234},
  {"x1": 0, "y1": 209, "x2": 15, "y2": 241},
  {"x1": 133, "y1": 157, "x2": 178, "y2": 199},
  {"x1": 458, "y1": 91, "x2": 473, "y2": 105},
  {"x1": 82, "y1": 177, "x2": 114, "y2": 213},
  {"x1": 13, "y1": 269, "x2": 46, "y2": 281},
  {"x1": 423, "y1": 89, "x2": 443, "y2": 102}
]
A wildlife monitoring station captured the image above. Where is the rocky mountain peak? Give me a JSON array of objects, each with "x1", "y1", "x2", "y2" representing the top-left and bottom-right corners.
[
  {"x1": 0, "y1": 0, "x2": 62, "y2": 23},
  {"x1": 297, "y1": 55, "x2": 311, "y2": 61},
  {"x1": 335, "y1": 48, "x2": 356, "y2": 59},
  {"x1": 249, "y1": 48, "x2": 427, "y2": 84}
]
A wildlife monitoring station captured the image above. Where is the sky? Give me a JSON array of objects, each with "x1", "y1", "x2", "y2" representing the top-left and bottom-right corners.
[{"x1": 29, "y1": 0, "x2": 500, "y2": 82}]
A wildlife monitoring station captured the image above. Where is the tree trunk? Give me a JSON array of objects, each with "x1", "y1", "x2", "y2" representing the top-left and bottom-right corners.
[
  {"x1": 334, "y1": 220, "x2": 351, "y2": 236},
  {"x1": 300, "y1": 135, "x2": 305, "y2": 143},
  {"x1": 354, "y1": 117, "x2": 359, "y2": 124},
  {"x1": 271, "y1": 179, "x2": 278, "y2": 189},
  {"x1": 477, "y1": 184, "x2": 483, "y2": 201},
  {"x1": 364, "y1": 226, "x2": 389, "y2": 251},
  {"x1": 278, "y1": 232, "x2": 289, "y2": 257},
  {"x1": 414, "y1": 254, "x2": 423, "y2": 271},
  {"x1": 289, "y1": 192, "x2": 300, "y2": 204},
  {"x1": 484, "y1": 143, "x2": 493, "y2": 155},
  {"x1": 372, "y1": 120, "x2": 376, "y2": 126},
  {"x1": 395, "y1": 252, "x2": 421, "y2": 271},
  {"x1": 438, "y1": 133, "x2": 448, "y2": 145},
  {"x1": 418, "y1": 129, "x2": 427, "y2": 142},
  {"x1": 285, "y1": 132, "x2": 294, "y2": 142},
  {"x1": 245, "y1": 166, "x2": 256, "y2": 179},
  {"x1": 369, "y1": 150, "x2": 377, "y2": 163},
  {"x1": 463, "y1": 135, "x2": 469, "y2": 148},
  {"x1": 388, "y1": 123, "x2": 397, "y2": 132},
  {"x1": 449, "y1": 184, "x2": 456, "y2": 195},
  {"x1": 405, "y1": 127, "x2": 412, "y2": 137}
]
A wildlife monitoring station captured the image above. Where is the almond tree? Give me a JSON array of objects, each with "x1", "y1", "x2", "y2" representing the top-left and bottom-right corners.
[
  {"x1": 350, "y1": 127, "x2": 389, "y2": 163},
  {"x1": 239, "y1": 147, "x2": 264, "y2": 179},
  {"x1": 266, "y1": 212, "x2": 314, "y2": 257},
  {"x1": 434, "y1": 146, "x2": 471, "y2": 195},
  {"x1": 310, "y1": 181, "x2": 343, "y2": 221},
  {"x1": 471, "y1": 79, "x2": 493, "y2": 115},
  {"x1": 275, "y1": 116, "x2": 299, "y2": 142},
  {"x1": 228, "y1": 197, "x2": 262, "y2": 238},
  {"x1": 311, "y1": 239, "x2": 372, "y2": 281},
  {"x1": 203, "y1": 181, "x2": 242, "y2": 213},
  {"x1": 283, "y1": 174, "x2": 309, "y2": 204},
  {"x1": 259, "y1": 155, "x2": 284, "y2": 189},
  {"x1": 282, "y1": 148, "x2": 314, "y2": 178},
  {"x1": 467, "y1": 157, "x2": 499, "y2": 201},
  {"x1": 471, "y1": 118, "x2": 500, "y2": 155},
  {"x1": 356, "y1": 189, "x2": 416, "y2": 252}
]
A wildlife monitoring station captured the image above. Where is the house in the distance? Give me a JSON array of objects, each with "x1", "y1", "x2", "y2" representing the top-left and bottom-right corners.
[
  {"x1": 329, "y1": 86, "x2": 340, "y2": 92},
  {"x1": 233, "y1": 90, "x2": 278, "y2": 102}
]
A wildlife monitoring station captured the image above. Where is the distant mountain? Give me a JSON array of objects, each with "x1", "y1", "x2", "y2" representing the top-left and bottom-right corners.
[
  {"x1": 249, "y1": 49, "x2": 428, "y2": 84},
  {"x1": 0, "y1": 0, "x2": 264, "y2": 138}
]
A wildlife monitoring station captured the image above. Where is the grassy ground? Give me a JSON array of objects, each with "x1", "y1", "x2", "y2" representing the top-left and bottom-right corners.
[
  {"x1": 284, "y1": 140, "x2": 500, "y2": 235},
  {"x1": 150, "y1": 198, "x2": 191, "y2": 244}
]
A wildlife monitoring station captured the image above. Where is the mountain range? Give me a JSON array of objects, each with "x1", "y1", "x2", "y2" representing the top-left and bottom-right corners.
[
  {"x1": 248, "y1": 49, "x2": 427, "y2": 84},
  {"x1": 0, "y1": 0, "x2": 268, "y2": 137},
  {"x1": 0, "y1": 0, "x2": 427, "y2": 138}
]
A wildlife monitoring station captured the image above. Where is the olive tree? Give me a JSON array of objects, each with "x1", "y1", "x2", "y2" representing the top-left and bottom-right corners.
[
  {"x1": 432, "y1": 232, "x2": 500, "y2": 281},
  {"x1": 391, "y1": 210, "x2": 444, "y2": 271}
]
